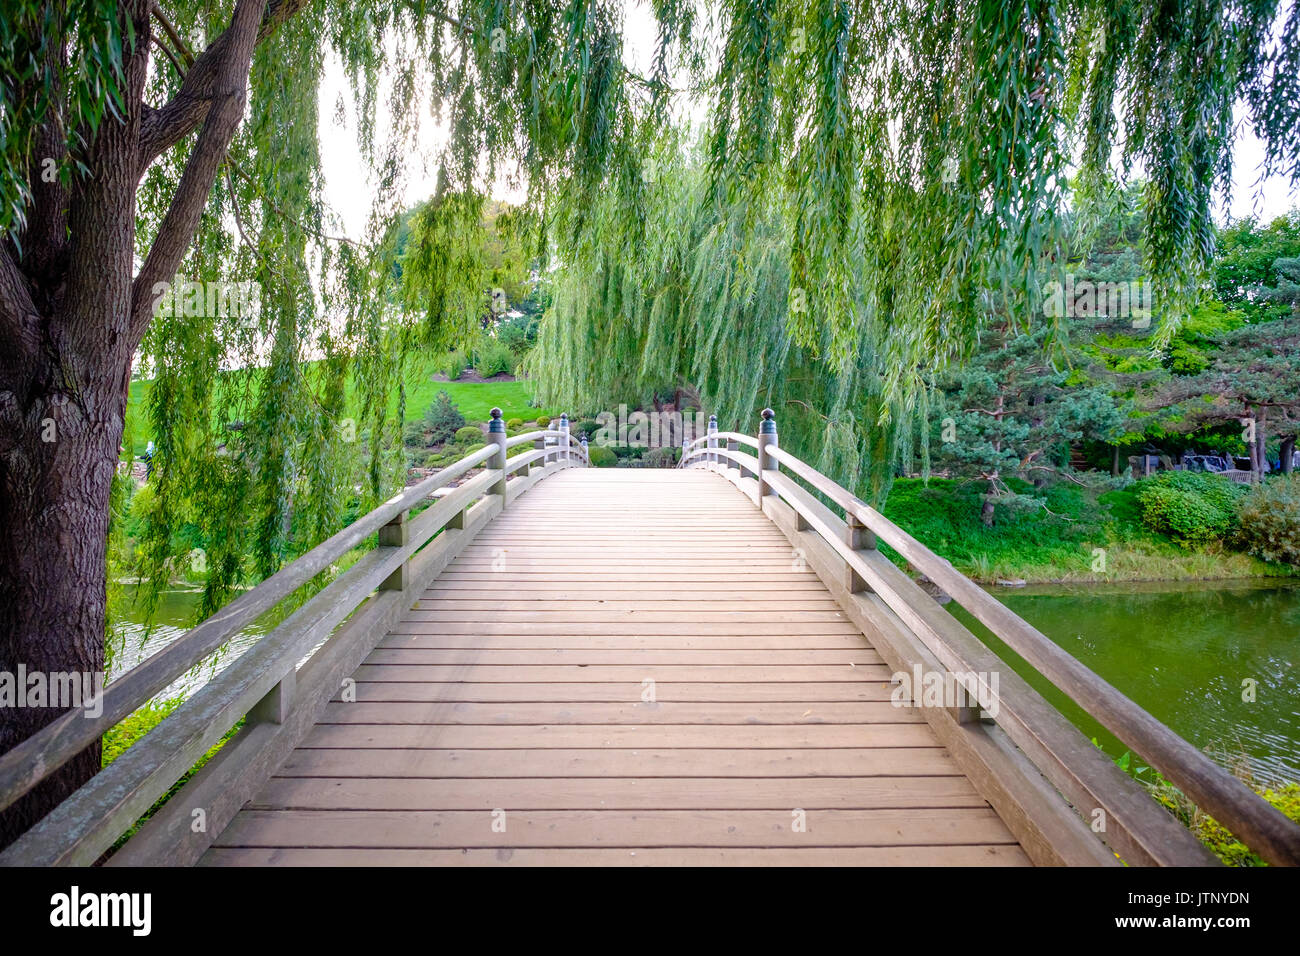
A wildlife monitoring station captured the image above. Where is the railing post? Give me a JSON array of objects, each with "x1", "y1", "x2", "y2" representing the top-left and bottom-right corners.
[
  {"x1": 756, "y1": 407, "x2": 777, "y2": 504},
  {"x1": 845, "y1": 511, "x2": 876, "y2": 593},
  {"x1": 248, "y1": 668, "x2": 295, "y2": 725},
  {"x1": 533, "y1": 429, "x2": 546, "y2": 472},
  {"x1": 546, "y1": 418, "x2": 558, "y2": 465},
  {"x1": 378, "y1": 508, "x2": 408, "y2": 592},
  {"x1": 707, "y1": 414, "x2": 718, "y2": 466},
  {"x1": 581, "y1": 435, "x2": 588, "y2": 467},
  {"x1": 559, "y1": 413, "x2": 570, "y2": 463},
  {"x1": 490, "y1": 406, "x2": 508, "y2": 503}
]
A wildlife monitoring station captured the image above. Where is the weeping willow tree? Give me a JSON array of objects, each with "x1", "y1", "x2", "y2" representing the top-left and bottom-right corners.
[
  {"x1": 0, "y1": 0, "x2": 1296, "y2": 840},
  {"x1": 530, "y1": 0, "x2": 1299, "y2": 503}
]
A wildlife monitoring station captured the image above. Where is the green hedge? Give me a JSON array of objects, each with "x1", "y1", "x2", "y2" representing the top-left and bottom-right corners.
[
  {"x1": 588, "y1": 446, "x2": 617, "y2": 467},
  {"x1": 1136, "y1": 471, "x2": 1246, "y2": 547},
  {"x1": 454, "y1": 425, "x2": 483, "y2": 444}
]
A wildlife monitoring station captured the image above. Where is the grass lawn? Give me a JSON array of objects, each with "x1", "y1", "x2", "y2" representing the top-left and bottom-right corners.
[
  {"x1": 403, "y1": 377, "x2": 552, "y2": 424},
  {"x1": 124, "y1": 351, "x2": 555, "y2": 455}
]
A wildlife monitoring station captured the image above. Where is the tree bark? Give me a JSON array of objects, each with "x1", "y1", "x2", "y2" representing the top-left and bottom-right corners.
[
  {"x1": 1280, "y1": 435, "x2": 1296, "y2": 475},
  {"x1": 0, "y1": 0, "x2": 281, "y2": 849}
]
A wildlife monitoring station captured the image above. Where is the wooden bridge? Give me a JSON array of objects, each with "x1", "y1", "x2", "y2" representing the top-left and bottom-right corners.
[{"x1": 2, "y1": 410, "x2": 1298, "y2": 867}]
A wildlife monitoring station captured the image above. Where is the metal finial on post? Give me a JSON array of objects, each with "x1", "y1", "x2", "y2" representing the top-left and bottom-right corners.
[
  {"x1": 756, "y1": 408, "x2": 777, "y2": 504},
  {"x1": 581, "y1": 435, "x2": 589, "y2": 467},
  {"x1": 489, "y1": 407, "x2": 508, "y2": 502},
  {"x1": 707, "y1": 414, "x2": 718, "y2": 467},
  {"x1": 559, "y1": 412, "x2": 570, "y2": 463}
]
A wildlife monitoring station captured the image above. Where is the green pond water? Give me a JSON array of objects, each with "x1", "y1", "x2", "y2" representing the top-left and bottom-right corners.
[
  {"x1": 110, "y1": 587, "x2": 273, "y2": 701},
  {"x1": 112, "y1": 580, "x2": 1299, "y2": 787},
  {"x1": 947, "y1": 580, "x2": 1300, "y2": 788}
]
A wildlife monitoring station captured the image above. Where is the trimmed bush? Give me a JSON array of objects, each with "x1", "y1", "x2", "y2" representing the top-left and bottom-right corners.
[
  {"x1": 588, "y1": 446, "x2": 617, "y2": 467},
  {"x1": 461, "y1": 442, "x2": 486, "y2": 456},
  {"x1": 1237, "y1": 475, "x2": 1300, "y2": 565},
  {"x1": 536, "y1": 416, "x2": 551, "y2": 428},
  {"x1": 1136, "y1": 471, "x2": 1246, "y2": 547},
  {"x1": 506, "y1": 418, "x2": 524, "y2": 430},
  {"x1": 455, "y1": 425, "x2": 483, "y2": 444},
  {"x1": 575, "y1": 418, "x2": 600, "y2": 438}
]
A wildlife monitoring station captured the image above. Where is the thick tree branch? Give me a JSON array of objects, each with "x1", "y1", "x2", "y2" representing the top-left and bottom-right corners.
[
  {"x1": 130, "y1": 0, "x2": 269, "y2": 344},
  {"x1": 137, "y1": 0, "x2": 310, "y2": 174}
]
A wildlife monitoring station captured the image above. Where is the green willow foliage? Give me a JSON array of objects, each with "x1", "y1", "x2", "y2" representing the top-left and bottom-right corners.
[
  {"x1": 529, "y1": 0, "x2": 1300, "y2": 502},
  {"x1": 4, "y1": 0, "x2": 1296, "y2": 626}
]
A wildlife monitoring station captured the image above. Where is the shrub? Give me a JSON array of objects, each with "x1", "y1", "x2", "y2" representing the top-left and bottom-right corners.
[
  {"x1": 474, "y1": 339, "x2": 515, "y2": 377},
  {"x1": 1237, "y1": 475, "x2": 1300, "y2": 565},
  {"x1": 443, "y1": 350, "x2": 467, "y2": 380},
  {"x1": 461, "y1": 442, "x2": 486, "y2": 457},
  {"x1": 610, "y1": 444, "x2": 642, "y2": 459},
  {"x1": 402, "y1": 419, "x2": 428, "y2": 447},
  {"x1": 1135, "y1": 471, "x2": 1246, "y2": 547},
  {"x1": 588, "y1": 446, "x2": 617, "y2": 467},
  {"x1": 536, "y1": 416, "x2": 551, "y2": 428},
  {"x1": 506, "y1": 418, "x2": 523, "y2": 430},
  {"x1": 424, "y1": 390, "x2": 465, "y2": 445},
  {"x1": 574, "y1": 418, "x2": 600, "y2": 438},
  {"x1": 455, "y1": 425, "x2": 483, "y2": 444},
  {"x1": 643, "y1": 446, "x2": 680, "y2": 468}
]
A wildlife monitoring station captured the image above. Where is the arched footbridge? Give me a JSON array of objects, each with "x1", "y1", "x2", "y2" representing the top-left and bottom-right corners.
[{"x1": 2, "y1": 410, "x2": 1298, "y2": 867}]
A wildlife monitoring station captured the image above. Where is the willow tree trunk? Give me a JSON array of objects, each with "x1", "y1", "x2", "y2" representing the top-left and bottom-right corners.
[
  {"x1": 1281, "y1": 435, "x2": 1296, "y2": 475},
  {"x1": 0, "y1": 344, "x2": 131, "y2": 843},
  {"x1": 0, "y1": 0, "x2": 279, "y2": 849}
]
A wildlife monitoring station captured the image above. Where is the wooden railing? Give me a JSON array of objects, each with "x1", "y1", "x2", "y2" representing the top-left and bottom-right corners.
[
  {"x1": 0, "y1": 408, "x2": 585, "y2": 866},
  {"x1": 682, "y1": 409, "x2": 1300, "y2": 867}
]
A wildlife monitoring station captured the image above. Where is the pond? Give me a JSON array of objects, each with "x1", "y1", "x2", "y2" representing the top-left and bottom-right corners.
[
  {"x1": 109, "y1": 586, "x2": 274, "y2": 702},
  {"x1": 947, "y1": 580, "x2": 1300, "y2": 788}
]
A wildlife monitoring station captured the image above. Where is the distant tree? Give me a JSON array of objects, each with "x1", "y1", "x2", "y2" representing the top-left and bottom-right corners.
[
  {"x1": 932, "y1": 327, "x2": 1125, "y2": 524},
  {"x1": 1154, "y1": 316, "x2": 1300, "y2": 475},
  {"x1": 423, "y1": 391, "x2": 466, "y2": 447},
  {"x1": 1214, "y1": 212, "x2": 1300, "y2": 322}
]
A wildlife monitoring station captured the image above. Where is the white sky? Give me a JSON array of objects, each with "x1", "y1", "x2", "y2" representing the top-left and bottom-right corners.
[{"x1": 317, "y1": 4, "x2": 1298, "y2": 241}]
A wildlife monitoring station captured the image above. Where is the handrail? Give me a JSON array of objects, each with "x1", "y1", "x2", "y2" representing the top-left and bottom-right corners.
[
  {"x1": 685, "y1": 410, "x2": 1300, "y2": 867},
  {"x1": 0, "y1": 442, "x2": 499, "y2": 817},
  {"x1": 0, "y1": 406, "x2": 585, "y2": 865}
]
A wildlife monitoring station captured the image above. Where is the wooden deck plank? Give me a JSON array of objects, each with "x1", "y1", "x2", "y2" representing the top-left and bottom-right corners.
[
  {"x1": 312, "y1": 700, "x2": 918, "y2": 724},
  {"x1": 271, "y1": 747, "x2": 958, "y2": 778},
  {"x1": 212, "y1": 808, "x2": 1018, "y2": 848},
  {"x1": 200, "y1": 845, "x2": 1030, "y2": 866},
  {"x1": 205, "y1": 469, "x2": 1027, "y2": 866},
  {"x1": 337, "y1": 681, "x2": 897, "y2": 702},
  {"x1": 244, "y1": 776, "x2": 989, "y2": 810}
]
